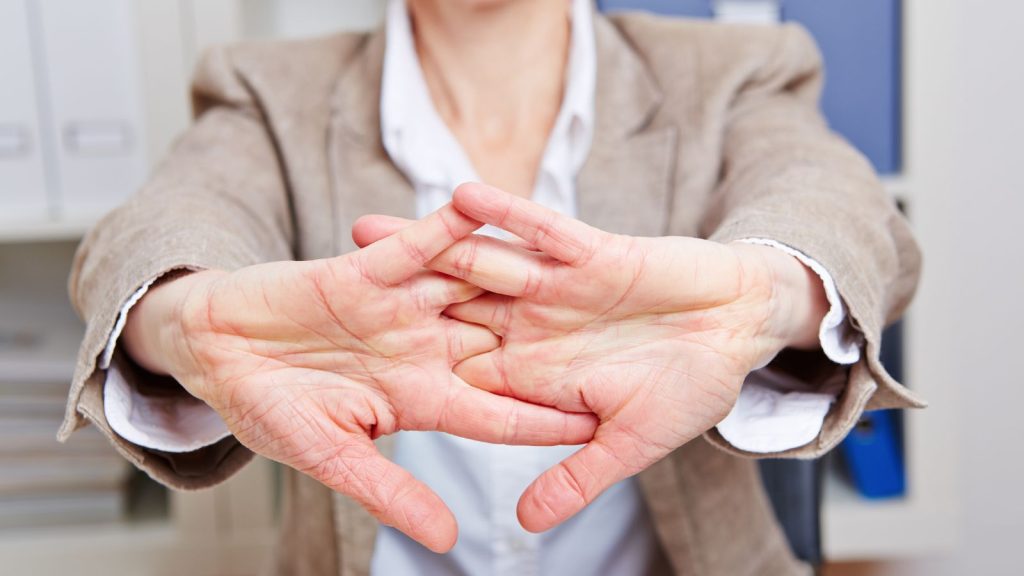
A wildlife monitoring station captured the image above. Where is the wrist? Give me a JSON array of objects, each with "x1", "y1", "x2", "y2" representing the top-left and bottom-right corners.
[
  {"x1": 123, "y1": 270, "x2": 225, "y2": 395},
  {"x1": 731, "y1": 243, "x2": 828, "y2": 352},
  {"x1": 763, "y1": 246, "x2": 829, "y2": 350}
]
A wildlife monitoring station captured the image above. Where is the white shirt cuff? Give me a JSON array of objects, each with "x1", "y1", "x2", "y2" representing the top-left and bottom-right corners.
[
  {"x1": 714, "y1": 238, "x2": 862, "y2": 453},
  {"x1": 99, "y1": 280, "x2": 161, "y2": 371},
  {"x1": 716, "y1": 368, "x2": 837, "y2": 453},
  {"x1": 739, "y1": 238, "x2": 861, "y2": 365},
  {"x1": 101, "y1": 272, "x2": 230, "y2": 453},
  {"x1": 104, "y1": 363, "x2": 231, "y2": 453}
]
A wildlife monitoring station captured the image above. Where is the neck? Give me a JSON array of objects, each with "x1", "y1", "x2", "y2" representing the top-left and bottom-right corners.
[{"x1": 407, "y1": 0, "x2": 571, "y2": 134}]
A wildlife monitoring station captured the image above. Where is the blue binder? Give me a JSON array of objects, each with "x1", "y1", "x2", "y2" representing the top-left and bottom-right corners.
[
  {"x1": 596, "y1": 0, "x2": 903, "y2": 174},
  {"x1": 839, "y1": 319, "x2": 907, "y2": 499},
  {"x1": 840, "y1": 409, "x2": 906, "y2": 499}
]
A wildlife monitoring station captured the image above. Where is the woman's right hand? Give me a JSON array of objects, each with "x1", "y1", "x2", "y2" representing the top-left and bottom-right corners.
[{"x1": 121, "y1": 204, "x2": 597, "y2": 552}]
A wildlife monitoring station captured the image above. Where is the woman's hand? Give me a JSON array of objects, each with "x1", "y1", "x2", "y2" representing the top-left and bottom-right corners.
[
  {"x1": 354, "y1": 184, "x2": 828, "y2": 534},
  {"x1": 122, "y1": 203, "x2": 598, "y2": 553}
]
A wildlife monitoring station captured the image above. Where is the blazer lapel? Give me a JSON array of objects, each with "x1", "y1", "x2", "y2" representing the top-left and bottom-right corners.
[
  {"x1": 578, "y1": 16, "x2": 678, "y2": 237},
  {"x1": 328, "y1": 26, "x2": 415, "y2": 256}
]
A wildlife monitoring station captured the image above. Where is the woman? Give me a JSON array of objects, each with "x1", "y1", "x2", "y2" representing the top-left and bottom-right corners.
[{"x1": 62, "y1": 0, "x2": 923, "y2": 574}]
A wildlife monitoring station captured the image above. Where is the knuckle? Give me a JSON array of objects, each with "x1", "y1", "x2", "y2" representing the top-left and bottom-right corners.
[
  {"x1": 556, "y1": 462, "x2": 590, "y2": 506},
  {"x1": 350, "y1": 252, "x2": 385, "y2": 288},
  {"x1": 450, "y1": 237, "x2": 480, "y2": 279},
  {"x1": 437, "y1": 207, "x2": 461, "y2": 242},
  {"x1": 399, "y1": 235, "x2": 431, "y2": 269},
  {"x1": 501, "y1": 400, "x2": 521, "y2": 443},
  {"x1": 520, "y1": 267, "x2": 541, "y2": 298}
]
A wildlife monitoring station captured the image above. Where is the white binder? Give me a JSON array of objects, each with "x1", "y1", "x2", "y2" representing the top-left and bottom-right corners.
[
  {"x1": 0, "y1": 0, "x2": 49, "y2": 224},
  {"x1": 35, "y1": 0, "x2": 147, "y2": 222}
]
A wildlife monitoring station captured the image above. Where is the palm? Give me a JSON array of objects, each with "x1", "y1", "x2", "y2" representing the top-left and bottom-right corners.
[
  {"x1": 187, "y1": 265, "x2": 476, "y2": 436},
  {"x1": 170, "y1": 204, "x2": 597, "y2": 552}
]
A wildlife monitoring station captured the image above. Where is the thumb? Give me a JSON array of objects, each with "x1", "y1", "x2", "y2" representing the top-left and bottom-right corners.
[
  {"x1": 516, "y1": 428, "x2": 640, "y2": 533},
  {"x1": 312, "y1": 435, "x2": 458, "y2": 553}
]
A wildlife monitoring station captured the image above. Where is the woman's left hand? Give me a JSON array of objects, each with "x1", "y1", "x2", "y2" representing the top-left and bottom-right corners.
[{"x1": 353, "y1": 183, "x2": 827, "y2": 534}]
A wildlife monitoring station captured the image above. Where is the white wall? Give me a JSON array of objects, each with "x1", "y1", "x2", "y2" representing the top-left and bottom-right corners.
[{"x1": 845, "y1": 1, "x2": 1024, "y2": 574}]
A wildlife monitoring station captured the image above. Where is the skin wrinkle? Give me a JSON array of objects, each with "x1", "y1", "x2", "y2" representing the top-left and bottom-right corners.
[
  {"x1": 223, "y1": 383, "x2": 290, "y2": 449},
  {"x1": 390, "y1": 480, "x2": 432, "y2": 536},
  {"x1": 395, "y1": 236, "x2": 434, "y2": 284},
  {"x1": 174, "y1": 276, "x2": 225, "y2": 395},
  {"x1": 446, "y1": 232, "x2": 481, "y2": 281},
  {"x1": 433, "y1": 379, "x2": 465, "y2": 435},
  {"x1": 304, "y1": 269, "x2": 370, "y2": 353},
  {"x1": 571, "y1": 441, "x2": 611, "y2": 492},
  {"x1": 252, "y1": 390, "x2": 334, "y2": 463},
  {"x1": 495, "y1": 347, "x2": 514, "y2": 398},
  {"x1": 548, "y1": 460, "x2": 589, "y2": 511},
  {"x1": 435, "y1": 204, "x2": 463, "y2": 245},
  {"x1": 445, "y1": 319, "x2": 465, "y2": 365},
  {"x1": 304, "y1": 439, "x2": 369, "y2": 500},
  {"x1": 494, "y1": 297, "x2": 513, "y2": 336},
  {"x1": 501, "y1": 398, "x2": 521, "y2": 445}
]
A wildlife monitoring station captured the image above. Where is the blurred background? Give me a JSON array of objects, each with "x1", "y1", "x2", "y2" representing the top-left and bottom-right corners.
[{"x1": 0, "y1": 0, "x2": 1019, "y2": 574}]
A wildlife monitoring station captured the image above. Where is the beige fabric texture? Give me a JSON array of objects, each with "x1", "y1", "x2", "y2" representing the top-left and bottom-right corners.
[{"x1": 60, "y1": 11, "x2": 923, "y2": 576}]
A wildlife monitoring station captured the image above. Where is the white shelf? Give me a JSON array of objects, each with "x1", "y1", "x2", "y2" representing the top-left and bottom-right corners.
[
  {"x1": 0, "y1": 217, "x2": 94, "y2": 244},
  {"x1": 0, "y1": 458, "x2": 277, "y2": 576},
  {"x1": 0, "y1": 517, "x2": 274, "y2": 576},
  {"x1": 0, "y1": 324, "x2": 80, "y2": 383}
]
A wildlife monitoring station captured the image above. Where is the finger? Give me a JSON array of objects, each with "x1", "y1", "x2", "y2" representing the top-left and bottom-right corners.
[
  {"x1": 356, "y1": 214, "x2": 552, "y2": 298},
  {"x1": 424, "y1": 375, "x2": 598, "y2": 446},
  {"x1": 452, "y1": 349, "x2": 508, "y2": 395},
  {"x1": 455, "y1": 347, "x2": 593, "y2": 414},
  {"x1": 517, "y1": 431, "x2": 638, "y2": 533},
  {"x1": 409, "y1": 271, "x2": 487, "y2": 309},
  {"x1": 445, "y1": 293, "x2": 515, "y2": 336},
  {"x1": 446, "y1": 319, "x2": 501, "y2": 364},
  {"x1": 431, "y1": 235, "x2": 552, "y2": 298},
  {"x1": 311, "y1": 435, "x2": 458, "y2": 552},
  {"x1": 355, "y1": 203, "x2": 482, "y2": 286},
  {"x1": 353, "y1": 214, "x2": 538, "y2": 251},
  {"x1": 352, "y1": 214, "x2": 414, "y2": 248},
  {"x1": 453, "y1": 182, "x2": 601, "y2": 266}
]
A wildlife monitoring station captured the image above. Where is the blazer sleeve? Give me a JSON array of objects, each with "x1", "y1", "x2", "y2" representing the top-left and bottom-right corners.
[
  {"x1": 58, "y1": 46, "x2": 295, "y2": 489},
  {"x1": 699, "y1": 24, "x2": 926, "y2": 459}
]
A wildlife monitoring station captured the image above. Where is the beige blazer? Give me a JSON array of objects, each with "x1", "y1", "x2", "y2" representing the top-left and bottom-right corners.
[{"x1": 61, "y1": 11, "x2": 924, "y2": 576}]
